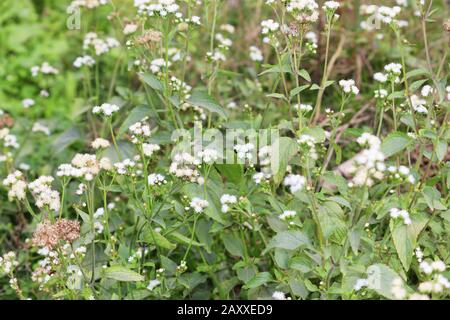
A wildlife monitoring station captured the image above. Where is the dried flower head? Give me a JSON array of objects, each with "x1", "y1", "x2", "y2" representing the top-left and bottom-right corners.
[{"x1": 32, "y1": 219, "x2": 80, "y2": 249}]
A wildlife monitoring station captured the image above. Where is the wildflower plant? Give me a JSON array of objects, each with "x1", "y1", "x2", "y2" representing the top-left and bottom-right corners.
[{"x1": 0, "y1": 0, "x2": 448, "y2": 301}]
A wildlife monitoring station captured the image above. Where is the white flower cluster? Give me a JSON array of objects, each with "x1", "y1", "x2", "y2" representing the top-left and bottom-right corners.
[
  {"x1": 374, "y1": 89, "x2": 388, "y2": 99},
  {"x1": 283, "y1": 174, "x2": 306, "y2": 193},
  {"x1": 91, "y1": 138, "x2": 110, "y2": 150},
  {"x1": 261, "y1": 19, "x2": 279, "y2": 44},
  {"x1": 73, "y1": 55, "x2": 96, "y2": 68},
  {"x1": 348, "y1": 133, "x2": 385, "y2": 187},
  {"x1": 386, "y1": 165, "x2": 416, "y2": 184},
  {"x1": 0, "y1": 128, "x2": 19, "y2": 149},
  {"x1": 446, "y1": 86, "x2": 450, "y2": 101},
  {"x1": 298, "y1": 134, "x2": 318, "y2": 160},
  {"x1": 234, "y1": 143, "x2": 255, "y2": 163},
  {"x1": 417, "y1": 260, "x2": 449, "y2": 295},
  {"x1": 198, "y1": 148, "x2": 220, "y2": 164},
  {"x1": 389, "y1": 208, "x2": 411, "y2": 225},
  {"x1": 189, "y1": 197, "x2": 209, "y2": 213},
  {"x1": 57, "y1": 153, "x2": 111, "y2": 180},
  {"x1": 31, "y1": 62, "x2": 59, "y2": 77},
  {"x1": 32, "y1": 244, "x2": 86, "y2": 289},
  {"x1": 272, "y1": 291, "x2": 290, "y2": 300},
  {"x1": 93, "y1": 208, "x2": 105, "y2": 233},
  {"x1": 114, "y1": 159, "x2": 136, "y2": 175},
  {"x1": 0, "y1": 251, "x2": 19, "y2": 273},
  {"x1": 142, "y1": 143, "x2": 161, "y2": 157},
  {"x1": 249, "y1": 46, "x2": 263, "y2": 62},
  {"x1": 123, "y1": 23, "x2": 138, "y2": 35},
  {"x1": 339, "y1": 79, "x2": 359, "y2": 95},
  {"x1": 150, "y1": 58, "x2": 171, "y2": 74},
  {"x1": 421, "y1": 85, "x2": 434, "y2": 98},
  {"x1": 148, "y1": 173, "x2": 167, "y2": 186},
  {"x1": 220, "y1": 194, "x2": 237, "y2": 213},
  {"x1": 83, "y1": 32, "x2": 120, "y2": 56},
  {"x1": 3, "y1": 171, "x2": 27, "y2": 201},
  {"x1": 28, "y1": 176, "x2": 61, "y2": 212},
  {"x1": 169, "y1": 152, "x2": 201, "y2": 182},
  {"x1": 293, "y1": 103, "x2": 313, "y2": 112},
  {"x1": 129, "y1": 118, "x2": 151, "y2": 143},
  {"x1": 170, "y1": 76, "x2": 192, "y2": 99},
  {"x1": 374, "y1": 63, "x2": 402, "y2": 84},
  {"x1": 279, "y1": 210, "x2": 296, "y2": 221},
  {"x1": 286, "y1": 0, "x2": 319, "y2": 23},
  {"x1": 360, "y1": 5, "x2": 402, "y2": 30},
  {"x1": 305, "y1": 32, "x2": 318, "y2": 53},
  {"x1": 93, "y1": 103, "x2": 120, "y2": 117},
  {"x1": 135, "y1": 0, "x2": 181, "y2": 18},
  {"x1": 68, "y1": 0, "x2": 107, "y2": 10},
  {"x1": 323, "y1": 1, "x2": 340, "y2": 11},
  {"x1": 410, "y1": 94, "x2": 428, "y2": 114}
]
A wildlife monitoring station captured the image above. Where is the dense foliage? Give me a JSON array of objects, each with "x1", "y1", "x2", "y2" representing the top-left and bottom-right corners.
[{"x1": 0, "y1": 0, "x2": 449, "y2": 300}]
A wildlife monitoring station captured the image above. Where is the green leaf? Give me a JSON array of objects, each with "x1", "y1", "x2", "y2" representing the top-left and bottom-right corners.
[
  {"x1": 298, "y1": 69, "x2": 311, "y2": 82},
  {"x1": 381, "y1": 132, "x2": 414, "y2": 157},
  {"x1": 215, "y1": 164, "x2": 243, "y2": 184},
  {"x1": 168, "y1": 231, "x2": 204, "y2": 247},
  {"x1": 435, "y1": 140, "x2": 447, "y2": 162},
  {"x1": 139, "y1": 73, "x2": 163, "y2": 91},
  {"x1": 290, "y1": 85, "x2": 310, "y2": 98},
  {"x1": 366, "y1": 264, "x2": 408, "y2": 299},
  {"x1": 259, "y1": 64, "x2": 291, "y2": 76},
  {"x1": 221, "y1": 232, "x2": 245, "y2": 258},
  {"x1": 243, "y1": 272, "x2": 273, "y2": 289},
  {"x1": 103, "y1": 265, "x2": 144, "y2": 282},
  {"x1": 422, "y1": 186, "x2": 447, "y2": 211},
  {"x1": 51, "y1": 126, "x2": 81, "y2": 154},
  {"x1": 143, "y1": 230, "x2": 177, "y2": 250},
  {"x1": 271, "y1": 137, "x2": 298, "y2": 185},
  {"x1": 391, "y1": 212, "x2": 427, "y2": 271},
  {"x1": 186, "y1": 90, "x2": 227, "y2": 120},
  {"x1": 318, "y1": 201, "x2": 346, "y2": 240},
  {"x1": 264, "y1": 230, "x2": 310, "y2": 252}
]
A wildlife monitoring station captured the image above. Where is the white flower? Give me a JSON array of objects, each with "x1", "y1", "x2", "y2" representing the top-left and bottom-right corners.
[
  {"x1": 83, "y1": 32, "x2": 119, "y2": 56},
  {"x1": 260, "y1": 19, "x2": 279, "y2": 34},
  {"x1": 421, "y1": 85, "x2": 434, "y2": 97},
  {"x1": 389, "y1": 208, "x2": 411, "y2": 225},
  {"x1": 374, "y1": 72, "x2": 388, "y2": 83},
  {"x1": 279, "y1": 210, "x2": 296, "y2": 220},
  {"x1": 123, "y1": 23, "x2": 138, "y2": 35},
  {"x1": 283, "y1": 174, "x2": 306, "y2": 193},
  {"x1": 189, "y1": 197, "x2": 209, "y2": 213},
  {"x1": 234, "y1": 143, "x2": 255, "y2": 162},
  {"x1": 147, "y1": 279, "x2": 161, "y2": 291},
  {"x1": 249, "y1": 46, "x2": 263, "y2": 62},
  {"x1": 93, "y1": 103, "x2": 120, "y2": 117},
  {"x1": 339, "y1": 79, "x2": 359, "y2": 95},
  {"x1": 199, "y1": 148, "x2": 220, "y2": 164},
  {"x1": 22, "y1": 98, "x2": 35, "y2": 109},
  {"x1": 148, "y1": 173, "x2": 166, "y2": 186},
  {"x1": 354, "y1": 278, "x2": 368, "y2": 291},
  {"x1": 28, "y1": 176, "x2": 60, "y2": 212},
  {"x1": 410, "y1": 95, "x2": 428, "y2": 114},
  {"x1": 142, "y1": 143, "x2": 160, "y2": 157},
  {"x1": 31, "y1": 62, "x2": 58, "y2": 77},
  {"x1": 293, "y1": 104, "x2": 313, "y2": 112},
  {"x1": 220, "y1": 194, "x2": 237, "y2": 213},
  {"x1": 323, "y1": 1, "x2": 340, "y2": 11},
  {"x1": 3, "y1": 171, "x2": 27, "y2": 201},
  {"x1": 91, "y1": 138, "x2": 110, "y2": 150},
  {"x1": 73, "y1": 55, "x2": 95, "y2": 68},
  {"x1": 272, "y1": 291, "x2": 287, "y2": 300}
]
